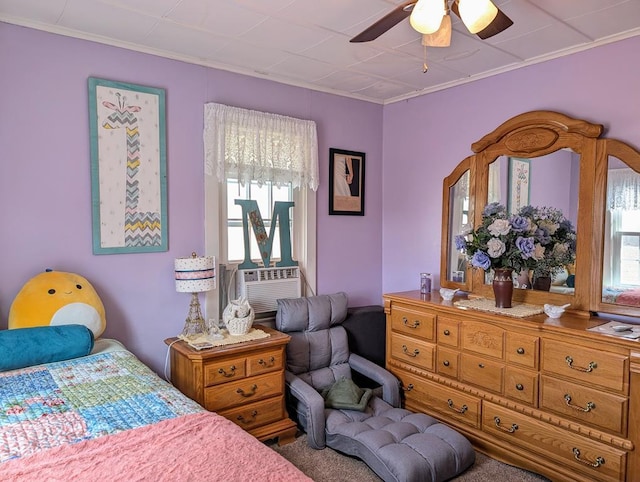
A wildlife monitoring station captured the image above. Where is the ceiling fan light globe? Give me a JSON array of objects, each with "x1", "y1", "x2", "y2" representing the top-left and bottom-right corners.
[
  {"x1": 458, "y1": 0, "x2": 498, "y2": 34},
  {"x1": 410, "y1": 0, "x2": 446, "y2": 34}
]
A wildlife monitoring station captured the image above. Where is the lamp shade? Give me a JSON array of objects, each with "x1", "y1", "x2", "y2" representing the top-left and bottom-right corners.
[
  {"x1": 458, "y1": 0, "x2": 498, "y2": 34},
  {"x1": 410, "y1": 0, "x2": 446, "y2": 35},
  {"x1": 175, "y1": 253, "x2": 215, "y2": 293}
]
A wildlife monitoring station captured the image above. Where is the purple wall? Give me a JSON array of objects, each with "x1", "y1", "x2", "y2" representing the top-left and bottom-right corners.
[
  {"x1": 382, "y1": 36, "x2": 640, "y2": 293},
  {"x1": 0, "y1": 22, "x2": 383, "y2": 373}
]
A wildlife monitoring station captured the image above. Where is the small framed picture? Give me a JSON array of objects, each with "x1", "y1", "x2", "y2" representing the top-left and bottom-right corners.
[
  {"x1": 508, "y1": 157, "x2": 531, "y2": 214},
  {"x1": 329, "y1": 148, "x2": 365, "y2": 216}
]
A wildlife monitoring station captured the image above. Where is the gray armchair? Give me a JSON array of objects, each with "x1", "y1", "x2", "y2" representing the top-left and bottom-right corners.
[{"x1": 276, "y1": 292, "x2": 475, "y2": 482}]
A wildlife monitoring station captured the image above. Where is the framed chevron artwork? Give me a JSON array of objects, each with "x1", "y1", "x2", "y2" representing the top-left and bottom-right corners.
[{"x1": 88, "y1": 78, "x2": 168, "y2": 254}]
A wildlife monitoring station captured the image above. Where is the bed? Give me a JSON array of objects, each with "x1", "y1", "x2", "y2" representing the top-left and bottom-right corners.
[
  {"x1": 603, "y1": 287, "x2": 640, "y2": 307},
  {"x1": 0, "y1": 338, "x2": 310, "y2": 481}
]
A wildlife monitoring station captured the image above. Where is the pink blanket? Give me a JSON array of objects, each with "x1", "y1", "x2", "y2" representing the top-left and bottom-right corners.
[{"x1": 0, "y1": 412, "x2": 311, "y2": 481}]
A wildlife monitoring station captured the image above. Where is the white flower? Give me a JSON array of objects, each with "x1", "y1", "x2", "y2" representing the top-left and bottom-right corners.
[
  {"x1": 487, "y1": 238, "x2": 506, "y2": 258},
  {"x1": 488, "y1": 219, "x2": 511, "y2": 236}
]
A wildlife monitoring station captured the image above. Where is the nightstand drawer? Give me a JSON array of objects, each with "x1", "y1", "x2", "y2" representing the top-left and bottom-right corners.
[
  {"x1": 247, "y1": 349, "x2": 283, "y2": 376},
  {"x1": 204, "y1": 356, "x2": 247, "y2": 386},
  {"x1": 390, "y1": 304, "x2": 435, "y2": 341},
  {"x1": 219, "y1": 397, "x2": 285, "y2": 431},
  {"x1": 204, "y1": 371, "x2": 283, "y2": 411}
]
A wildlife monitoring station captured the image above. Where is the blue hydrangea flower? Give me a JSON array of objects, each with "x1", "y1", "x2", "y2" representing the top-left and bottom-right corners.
[{"x1": 455, "y1": 234, "x2": 467, "y2": 251}]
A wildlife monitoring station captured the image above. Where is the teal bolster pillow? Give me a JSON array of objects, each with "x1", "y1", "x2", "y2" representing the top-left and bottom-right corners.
[{"x1": 0, "y1": 325, "x2": 95, "y2": 372}]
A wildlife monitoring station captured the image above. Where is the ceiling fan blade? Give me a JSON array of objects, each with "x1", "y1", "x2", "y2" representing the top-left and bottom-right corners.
[
  {"x1": 450, "y1": 1, "x2": 513, "y2": 40},
  {"x1": 475, "y1": 9, "x2": 513, "y2": 39},
  {"x1": 350, "y1": 1, "x2": 416, "y2": 43}
]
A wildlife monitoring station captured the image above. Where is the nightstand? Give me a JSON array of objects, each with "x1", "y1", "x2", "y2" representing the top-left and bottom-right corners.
[{"x1": 165, "y1": 324, "x2": 297, "y2": 445}]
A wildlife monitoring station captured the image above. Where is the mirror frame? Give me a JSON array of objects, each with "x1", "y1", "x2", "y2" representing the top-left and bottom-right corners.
[{"x1": 441, "y1": 110, "x2": 640, "y2": 316}]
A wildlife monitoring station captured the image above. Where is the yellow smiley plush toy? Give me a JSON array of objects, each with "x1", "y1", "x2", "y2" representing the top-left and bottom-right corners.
[{"x1": 9, "y1": 269, "x2": 106, "y2": 338}]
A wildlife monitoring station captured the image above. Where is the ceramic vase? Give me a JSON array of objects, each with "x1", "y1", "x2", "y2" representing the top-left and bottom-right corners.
[
  {"x1": 493, "y1": 268, "x2": 514, "y2": 308},
  {"x1": 533, "y1": 276, "x2": 552, "y2": 291}
]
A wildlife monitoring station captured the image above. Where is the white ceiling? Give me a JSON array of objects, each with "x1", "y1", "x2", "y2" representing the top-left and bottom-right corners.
[{"x1": 2, "y1": 0, "x2": 640, "y2": 104}]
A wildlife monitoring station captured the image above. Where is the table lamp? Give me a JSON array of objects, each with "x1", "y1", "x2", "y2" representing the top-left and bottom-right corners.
[{"x1": 175, "y1": 252, "x2": 215, "y2": 338}]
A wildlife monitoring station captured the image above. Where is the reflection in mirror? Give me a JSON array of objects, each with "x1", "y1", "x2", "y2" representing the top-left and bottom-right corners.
[
  {"x1": 602, "y1": 157, "x2": 640, "y2": 307},
  {"x1": 485, "y1": 151, "x2": 580, "y2": 294},
  {"x1": 447, "y1": 171, "x2": 470, "y2": 283}
]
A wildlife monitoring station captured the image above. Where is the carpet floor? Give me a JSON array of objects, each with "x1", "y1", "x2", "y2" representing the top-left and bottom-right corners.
[{"x1": 270, "y1": 434, "x2": 550, "y2": 482}]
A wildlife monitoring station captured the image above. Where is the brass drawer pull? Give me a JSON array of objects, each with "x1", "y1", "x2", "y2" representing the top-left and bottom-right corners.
[
  {"x1": 443, "y1": 360, "x2": 450, "y2": 367},
  {"x1": 564, "y1": 394, "x2": 595, "y2": 412},
  {"x1": 237, "y1": 410, "x2": 258, "y2": 424},
  {"x1": 402, "y1": 345, "x2": 420, "y2": 357},
  {"x1": 402, "y1": 383, "x2": 414, "y2": 392},
  {"x1": 258, "y1": 356, "x2": 275, "y2": 367},
  {"x1": 447, "y1": 399, "x2": 468, "y2": 414},
  {"x1": 402, "y1": 317, "x2": 420, "y2": 328},
  {"x1": 515, "y1": 383, "x2": 524, "y2": 391},
  {"x1": 494, "y1": 416, "x2": 518, "y2": 433},
  {"x1": 218, "y1": 365, "x2": 236, "y2": 377},
  {"x1": 572, "y1": 448, "x2": 605, "y2": 468},
  {"x1": 565, "y1": 356, "x2": 597, "y2": 372},
  {"x1": 478, "y1": 363, "x2": 485, "y2": 368},
  {"x1": 517, "y1": 347, "x2": 525, "y2": 355},
  {"x1": 236, "y1": 384, "x2": 258, "y2": 397},
  {"x1": 443, "y1": 329, "x2": 450, "y2": 336}
]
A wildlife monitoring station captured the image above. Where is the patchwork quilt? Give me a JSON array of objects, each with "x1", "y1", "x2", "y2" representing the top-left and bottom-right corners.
[{"x1": 0, "y1": 350, "x2": 204, "y2": 463}]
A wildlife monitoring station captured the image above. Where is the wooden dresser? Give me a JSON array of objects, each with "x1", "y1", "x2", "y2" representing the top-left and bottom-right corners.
[
  {"x1": 165, "y1": 325, "x2": 297, "y2": 445},
  {"x1": 384, "y1": 290, "x2": 640, "y2": 482}
]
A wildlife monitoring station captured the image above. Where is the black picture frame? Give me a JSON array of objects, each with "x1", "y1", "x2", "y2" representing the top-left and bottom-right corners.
[{"x1": 329, "y1": 148, "x2": 365, "y2": 216}]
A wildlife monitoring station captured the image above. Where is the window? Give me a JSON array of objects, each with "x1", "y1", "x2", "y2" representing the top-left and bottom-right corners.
[
  {"x1": 225, "y1": 179, "x2": 293, "y2": 263},
  {"x1": 203, "y1": 103, "x2": 318, "y2": 321},
  {"x1": 605, "y1": 167, "x2": 640, "y2": 290},
  {"x1": 611, "y1": 210, "x2": 640, "y2": 287}
]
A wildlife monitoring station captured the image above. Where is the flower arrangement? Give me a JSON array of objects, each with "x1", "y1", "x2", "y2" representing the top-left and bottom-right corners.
[{"x1": 455, "y1": 203, "x2": 576, "y2": 278}]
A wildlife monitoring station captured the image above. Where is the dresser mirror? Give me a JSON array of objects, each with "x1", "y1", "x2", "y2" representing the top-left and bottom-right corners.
[{"x1": 441, "y1": 110, "x2": 640, "y2": 317}]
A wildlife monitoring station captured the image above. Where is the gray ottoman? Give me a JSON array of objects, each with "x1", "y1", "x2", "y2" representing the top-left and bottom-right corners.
[{"x1": 325, "y1": 397, "x2": 475, "y2": 482}]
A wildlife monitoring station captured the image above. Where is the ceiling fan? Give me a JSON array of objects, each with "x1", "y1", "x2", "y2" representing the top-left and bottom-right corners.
[{"x1": 350, "y1": 0, "x2": 513, "y2": 47}]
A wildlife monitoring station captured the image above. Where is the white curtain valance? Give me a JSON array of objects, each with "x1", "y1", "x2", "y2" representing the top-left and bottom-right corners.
[
  {"x1": 607, "y1": 167, "x2": 640, "y2": 210},
  {"x1": 204, "y1": 103, "x2": 319, "y2": 191}
]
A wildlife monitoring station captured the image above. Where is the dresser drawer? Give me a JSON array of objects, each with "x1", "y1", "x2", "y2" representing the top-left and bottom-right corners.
[
  {"x1": 461, "y1": 321, "x2": 504, "y2": 360},
  {"x1": 460, "y1": 353, "x2": 503, "y2": 394},
  {"x1": 483, "y1": 402, "x2": 626, "y2": 482},
  {"x1": 218, "y1": 396, "x2": 285, "y2": 431},
  {"x1": 390, "y1": 304, "x2": 435, "y2": 341},
  {"x1": 540, "y1": 375, "x2": 628, "y2": 435},
  {"x1": 437, "y1": 317, "x2": 459, "y2": 348},
  {"x1": 506, "y1": 332, "x2": 539, "y2": 369},
  {"x1": 437, "y1": 346, "x2": 459, "y2": 379},
  {"x1": 390, "y1": 332, "x2": 435, "y2": 371},
  {"x1": 541, "y1": 340, "x2": 628, "y2": 394},
  {"x1": 204, "y1": 371, "x2": 283, "y2": 411},
  {"x1": 204, "y1": 356, "x2": 247, "y2": 386},
  {"x1": 247, "y1": 349, "x2": 283, "y2": 376},
  {"x1": 504, "y1": 366, "x2": 538, "y2": 406},
  {"x1": 400, "y1": 371, "x2": 480, "y2": 429}
]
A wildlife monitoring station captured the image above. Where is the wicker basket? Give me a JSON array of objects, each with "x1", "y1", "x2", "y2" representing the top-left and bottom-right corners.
[{"x1": 225, "y1": 313, "x2": 255, "y2": 336}]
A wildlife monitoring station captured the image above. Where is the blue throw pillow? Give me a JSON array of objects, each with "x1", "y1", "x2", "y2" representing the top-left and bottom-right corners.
[{"x1": 0, "y1": 324, "x2": 94, "y2": 372}]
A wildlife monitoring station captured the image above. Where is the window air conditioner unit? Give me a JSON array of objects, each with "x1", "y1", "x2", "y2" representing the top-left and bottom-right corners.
[{"x1": 237, "y1": 267, "x2": 301, "y2": 314}]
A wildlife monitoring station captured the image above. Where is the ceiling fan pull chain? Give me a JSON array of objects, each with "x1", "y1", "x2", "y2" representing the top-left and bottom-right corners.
[{"x1": 423, "y1": 44, "x2": 429, "y2": 73}]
